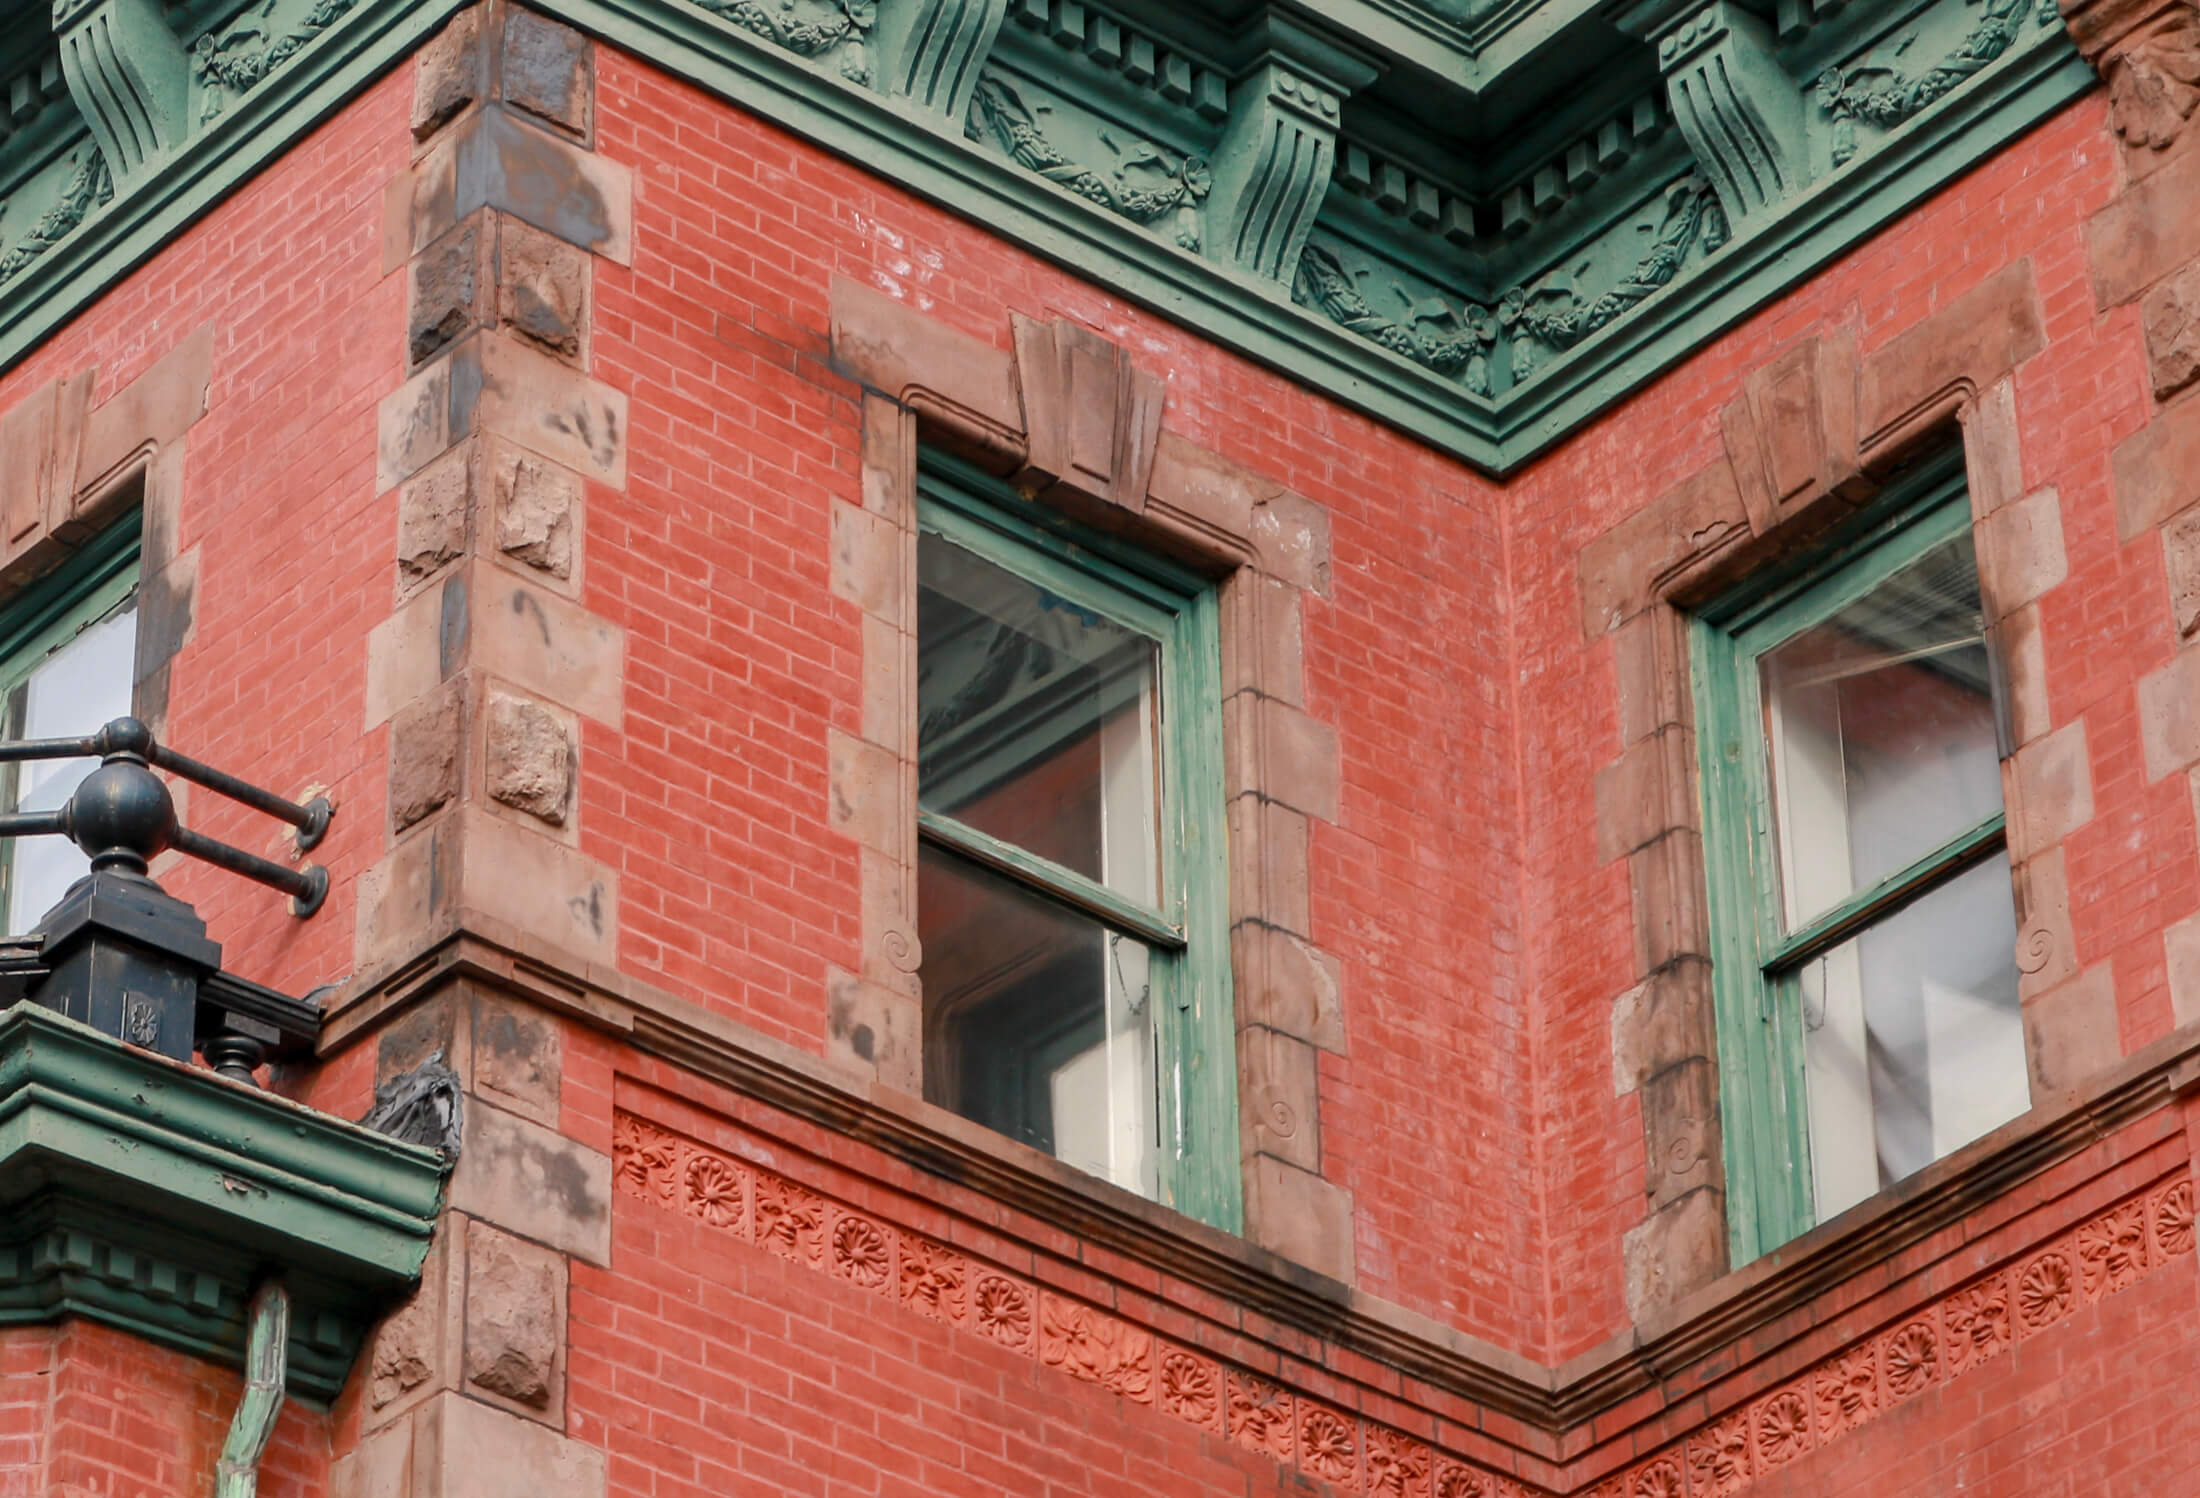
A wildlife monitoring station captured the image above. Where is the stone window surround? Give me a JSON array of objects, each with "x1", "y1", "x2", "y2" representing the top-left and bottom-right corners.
[
  {"x1": 1583, "y1": 258, "x2": 2110, "y2": 1317},
  {"x1": 824, "y1": 277, "x2": 1357, "y2": 1281},
  {"x1": 0, "y1": 328, "x2": 215, "y2": 747}
]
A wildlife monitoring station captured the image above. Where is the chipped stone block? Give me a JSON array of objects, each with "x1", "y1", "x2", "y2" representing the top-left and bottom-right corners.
[
  {"x1": 2144, "y1": 257, "x2": 2200, "y2": 401},
  {"x1": 399, "y1": 444, "x2": 474, "y2": 588},
  {"x1": 473, "y1": 990, "x2": 562, "y2": 1127},
  {"x1": 501, "y1": 9, "x2": 594, "y2": 140},
  {"x1": 390, "y1": 679, "x2": 465, "y2": 833},
  {"x1": 1623, "y1": 1187, "x2": 1727, "y2": 1326},
  {"x1": 1250, "y1": 490, "x2": 1331, "y2": 596},
  {"x1": 1244, "y1": 1155, "x2": 1354, "y2": 1285},
  {"x1": 465, "y1": 1219, "x2": 566, "y2": 1415},
  {"x1": 492, "y1": 444, "x2": 579, "y2": 582},
  {"x1": 1629, "y1": 830, "x2": 1709, "y2": 976},
  {"x1": 497, "y1": 216, "x2": 591, "y2": 366},
  {"x1": 363, "y1": 1226, "x2": 461, "y2": 1426},
  {"x1": 1594, "y1": 725, "x2": 1696, "y2": 866},
  {"x1": 1229, "y1": 922, "x2": 1346, "y2": 1053},
  {"x1": 1611, "y1": 958, "x2": 1715, "y2": 1095},
  {"x1": 449, "y1": 1098, "x2": 612, "y2": 1265},
  {"x1": 412, "y1": 8, "x2": 485, "y2": 142},
  {"x1": 486, "y1": 689, "x2": 575, "y2": 826}
]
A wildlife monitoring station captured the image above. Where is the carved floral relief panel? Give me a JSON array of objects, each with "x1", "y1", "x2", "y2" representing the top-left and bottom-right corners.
[{"x1": 612, "y1": 1104, "x2": 2195, "y2": 1498}]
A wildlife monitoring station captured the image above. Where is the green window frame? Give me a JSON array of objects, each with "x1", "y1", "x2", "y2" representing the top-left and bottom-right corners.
[
  {"x1": 0, "y1": 516, "x2": 141, "y2": 933},
  {"x1": 915, "y1": 454, "x2": 1241, "y2": 1233},
  {"x1": 1692, "y1": 451, "x2": 2018, "y2": 1264}
]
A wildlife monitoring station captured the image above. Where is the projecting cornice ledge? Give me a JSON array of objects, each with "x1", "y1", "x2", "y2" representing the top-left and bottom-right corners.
[
  {"x1": 0, "y1": 1004, "x2": 448, "y2": 1400},
  {"x1": 0, "y1": 0, "x2": 2094, "y2": 472}
]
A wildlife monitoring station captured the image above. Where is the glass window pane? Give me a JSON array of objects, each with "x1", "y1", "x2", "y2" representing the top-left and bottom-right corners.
[
  {"x1": 1797, "y1": 853, "x2": 2027, "y2": 1221},
  {"x1": 2, "y1": 604, "x2": 136, "y2": 932},
  {"x1": 917, "y1": 531, "x2": 1159, "y2": 906},
  {"x1": 1761, "y1": 533, "x2": 2001, "y2": 928},
  {"x1": 917, "y1": 845, "x2": 1158, "y2": 1199}
]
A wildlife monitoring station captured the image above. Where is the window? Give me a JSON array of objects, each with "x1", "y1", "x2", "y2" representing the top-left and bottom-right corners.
[
  {"x1": 914, "y1": 456, "x2": 1239, "y2": 1230},
  {"x1": 0, "y1": 520, "x2": 140, "y2": 934},
  {"x1": 1693, "y1": 454, "x2": 2027, "y2": 1262}
]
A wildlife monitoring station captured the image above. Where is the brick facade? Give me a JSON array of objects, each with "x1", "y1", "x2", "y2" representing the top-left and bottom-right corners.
[{"x1": 3, "y1": 2, "x2": 2200, "y2": 1496}]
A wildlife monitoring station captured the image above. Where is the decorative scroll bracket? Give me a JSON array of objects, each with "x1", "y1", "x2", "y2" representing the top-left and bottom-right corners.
[
  {"x1": 872, "y1": 0, "x2": 1008, "y2": 119},
  {"x1": 1205, "y1": 19, "x2": 1379, "y2": 285},
  {"x1": 1621, "y1": 0, "x2": 1808, "y2": 227},
  {"x1": 51, "y1": 0, "x2": 190, "y2": 183}
]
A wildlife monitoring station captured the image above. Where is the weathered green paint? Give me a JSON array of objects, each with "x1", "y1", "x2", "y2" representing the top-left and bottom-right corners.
[
  {"x1": 52, "y1": 0, "x2": 192, "y2": 183},
  {"x1": 1691, "y1": 451, "x2": 1988, "y2": 1265},
  {"x1": 0, "y1": 0, "x2": 2093, "y2": 473},
  {"x1": 0, "y1": 1003, "x2": 446, "y2": 1398},
  {"x1": 214, "y1": 1281, "x2": 290, "y2": 1498},
  {"x1": 1619, "y1": 0, "x2": 1805, "y2": 227},
  {"x1": 917, "y1": 455, "x2": 1243, "y2": 1234},
  {"x1": 919, "y1": 810, "x2": 1188, "y2": 950}
]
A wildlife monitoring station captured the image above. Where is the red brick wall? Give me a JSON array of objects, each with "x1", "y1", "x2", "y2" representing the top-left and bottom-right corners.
[{"x1": 0, "y1": 1321, "x2": 327, "y2": 1498}]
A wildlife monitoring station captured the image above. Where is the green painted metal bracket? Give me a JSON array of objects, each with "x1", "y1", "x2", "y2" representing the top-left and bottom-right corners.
[
  {"x1": 0, "y1": 0, "x2": 2093, "y2": 476},
  {"x1": 0, "y1": 1003, "x2": 446, "y2": 1400}
]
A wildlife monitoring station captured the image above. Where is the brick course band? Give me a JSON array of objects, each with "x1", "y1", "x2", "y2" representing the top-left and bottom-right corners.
[{"x1": 611, "y1": 1108, "x2": 2195, "y2": 1497}]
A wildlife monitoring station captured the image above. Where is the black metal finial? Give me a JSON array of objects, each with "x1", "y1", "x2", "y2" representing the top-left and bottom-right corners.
[{"x1": 0, "y1": 717, "x2": 334, "y2": 917}]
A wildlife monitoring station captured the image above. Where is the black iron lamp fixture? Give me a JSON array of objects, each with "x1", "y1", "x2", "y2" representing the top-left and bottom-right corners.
[{"x1": 0, "y1": 717, "x2": 330, "y2": 1082}]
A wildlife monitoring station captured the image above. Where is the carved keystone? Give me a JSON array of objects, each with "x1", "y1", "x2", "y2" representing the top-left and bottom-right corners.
[
  {"x1": 1718, "y1": 331, "x2": 1865, "y2": 535},
  {"x1": 1619, "y1": 0, "x2": 1807, "y2": 226},
  {"x1": 53, "y1": 0, "x2": 188, "y2": 182},
  {"x1": 1009, "y1": 315, "x2": 1164, "y2": 515},
  {"x1": 1204, "y1": 19, "x2": 1378, "y2": 284}
]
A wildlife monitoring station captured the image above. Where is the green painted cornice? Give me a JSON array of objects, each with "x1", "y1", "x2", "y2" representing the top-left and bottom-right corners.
[
  {"x1": 0, "y1": 0, "x2": 2091, "y2": 472},
  {"x1": 0, "y1": 1004, "x2": 446, "y2": 1401}
]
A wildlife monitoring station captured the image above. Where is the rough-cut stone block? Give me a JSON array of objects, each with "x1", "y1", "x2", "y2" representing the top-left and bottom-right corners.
[
  {"x1": 1623, "y1": 1187, "x2": 1727, "y2": 1326},
  {"x1": 2016, "y1": 844, "x2": 2081, "y2": 1001},
  {"x1": 410, "y1": 218, "x2": 490, "y2": 370},
  {"x1": 1857, "y1": 262, "x2": 2046, "y2": 457},
  {"x1": 465, "y1": 1219, "x2": 566, "y2": 1415},
  {"x1": 2143, "y1": 259, "x2": 2200, "y2": 401},
  {"x1": 493, "y1": 443, "x2": 579, "y2": 583},
  {"x1": 501, "y1": 8, "x2": 594, "y2": 139},
  {"x1": 2164, "y1": 504, "x2": 2200, "y2": 639},
  {"x1": 1594, "y1": 725, "x2": 1696, "y2": 866},
  {"x1": 473, "y1": 990, "x2": 563, "y2": 1128},
  {"x1": 363, "y1": 1224, "x2": 463, "y2": 1427},
  {"x1": 449, "y1": 1098, "x2": 612, "y2": 1265},
  {"x1": 468, "y1": 564, "x2": 625, "y2": 727},
  {"x1": 1244, "y1": 1155, "x2": 1354, "y2": 1285},
  {"x1": 1239, "y1": 1025, "x2": 1321, "y2": 1173},
  {"x1": 1977, "y1": 487, "x2": 2067, "y2": 623},
  {"x1": 2166, "y1": 903, "x2": 2200, "y2": 1027},
  {"x1": 410, "y1": 1392, "x2": 606, "y2": 1498},
  {"x1": 412, "y1": 8, "x2": 484, "y2": 141},
  {"x1": 1250, "y1": 491, "x2": 1331, "y2": 596},
  {"x1": 2022, "y1": 962, "x2": 2123, "y2": 1097},
  {"x1": 825, "y1": 967, "x2": 921, "y2": 1092},
  {"x1": 2088, "y1": 136, "x2": 2200, "y2": 309},
  {"x1": 1611, "y1": 958, "x2": 1715, "y2": 1095},
  {"x1": 498, "y1": 216, "x2": 591, "y2": 366},
  {"x1": 1230, "y1": 922, "x2": 1346, "y2": 1053},
  {"x1": 399, "y1": 443, "x2": 474, "y2": 588},
  {"x1": 2138, "y1": 646, "x2": 2200, "y2": 780},
  {"x1": 2010, "y1": 718, "x2": 2095, "y2": 852},
  {"x1": 486, "y1": 689, "x2": 575, "y2": 826},
  {"x1": 1580, "y1": 462, "x2": 1748, "y2": 638},
  {"x1": 390, "y1": 678, "x2": 465, "y2": 833}
]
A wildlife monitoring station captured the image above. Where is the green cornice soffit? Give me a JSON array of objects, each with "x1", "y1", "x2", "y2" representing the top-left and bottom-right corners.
[
  {"x1": 0, "y1": 1003, "x2": 446, "y2": 1400},
  {"x1": 0, "y1": 0, "x2": 2090, "y2": 474}
]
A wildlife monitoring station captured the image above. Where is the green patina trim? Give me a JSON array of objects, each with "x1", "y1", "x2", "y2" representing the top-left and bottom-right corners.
[
  {"x1": 0, "y1": 1003, "x2": 446, "y2": 1398},
  {"x1": 0, "y1": 0, "x2": 2093, "y2": 474}
]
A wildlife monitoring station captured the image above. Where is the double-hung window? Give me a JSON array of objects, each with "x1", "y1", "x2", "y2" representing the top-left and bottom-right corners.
[
  {"x1": 914, "y1": 456, "x2": 1238, "y2": 1230},
  {"x1": 1694, "y1": 454, "x2": 2029, "y2": 1262},
  {"x1": 0, "y1": 520, "x2": 140, "y2": 934}
]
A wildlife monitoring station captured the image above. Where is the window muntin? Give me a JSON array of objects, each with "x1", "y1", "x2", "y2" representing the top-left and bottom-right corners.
[
  {"x1": 0, "y1": 522, "x2": 140, "y2": 934},
  {"x1": 914, "y1": 457, "x2": 1238, "y2": 1230},
  {"x1": 1696, "y1": 458, "x2": 2026, "y2": 1261}
]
